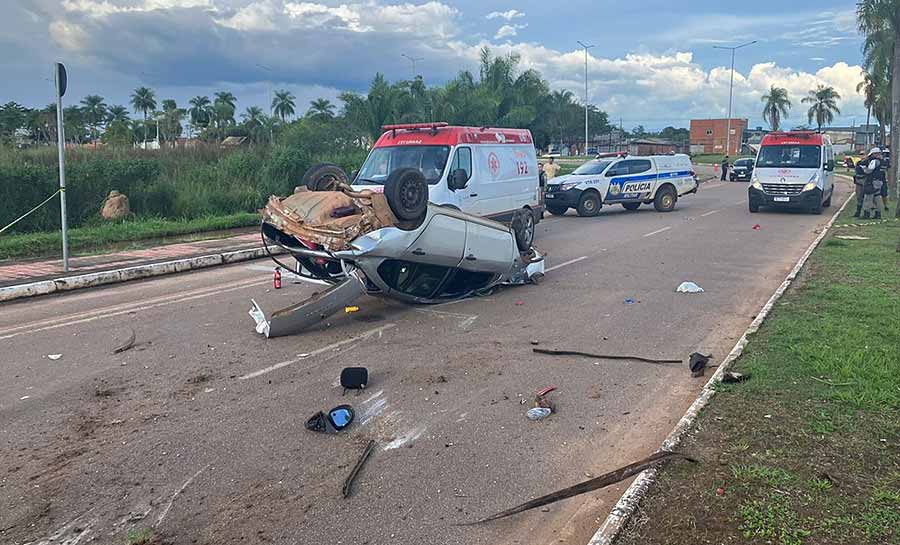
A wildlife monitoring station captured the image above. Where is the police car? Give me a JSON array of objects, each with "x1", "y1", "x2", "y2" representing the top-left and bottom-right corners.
[{"x1": 544, "y1": 154, "x2": 698, "y2": 216}]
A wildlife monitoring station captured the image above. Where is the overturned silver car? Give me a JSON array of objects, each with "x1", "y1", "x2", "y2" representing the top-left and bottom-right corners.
[{"x1": 250, "y1": 166, "x2": 544, "y2": 337}]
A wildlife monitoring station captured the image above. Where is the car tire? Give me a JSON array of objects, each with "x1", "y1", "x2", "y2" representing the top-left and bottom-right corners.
[
  {"x1": 822, "y1": 191, "x2": 832, "y2": 207},
  {"x1": 302, "y1": 163, "x2": 349, "y2": 191},
  {"x1": 547, "y1": 204, "x2": 568, "y2": 216},
  {"x1": 384, "y1": 168, "x2": 428, "y2": 223},
  {"x1": 511, "y1": 209, "x2": 535, "y2": 251},
  {"x1": 653, "y1": 185, "x2": 677, "y2": 212},
  {"x1": 576, "y1": 191, "x2": 601, "y2": 217},
  {"x1": 621, "y1": 202, "x2": 641, "y2": 211},
  {"x1": 810, "y1": 200, "x2": 824, "y2": 215},
  {"x1": 749, "y1": 201, "x2": 759, "y2": 213}
]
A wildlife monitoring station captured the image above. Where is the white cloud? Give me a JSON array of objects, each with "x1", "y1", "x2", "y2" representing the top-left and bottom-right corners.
[
  {"x1": 62, "y1": 0, "x2": 213, "y2": 16},
  {"x1": 494, "y1": 23, "x2": 526, "y2": 40},
  {"x1": 486, "y1": 9, "x2": 524, "y2": 21}
]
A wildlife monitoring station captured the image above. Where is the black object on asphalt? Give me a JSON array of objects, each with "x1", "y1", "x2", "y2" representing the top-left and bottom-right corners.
[
  {"x1": 305, "y1": 405, "x2": 356, "y2": 433},
  {"x1": 342, "y1": 440, "x2": 376, "y2": 498},
  {"x1": 305, "y1": 411, "x2": 328, "y2": 432},
  {"x1": 689, "y1": 352, "x2": 712, "y2": 377},
  {"x1": 533, "y1": 348, "x2": 681, "y2": 365},
  {"x1": 341, "y1": 367, "x2": 369, "y2": 394}
]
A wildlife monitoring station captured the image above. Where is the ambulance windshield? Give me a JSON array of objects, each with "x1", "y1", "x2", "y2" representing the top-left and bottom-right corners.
[
  {"x1": 356, "y1": 146, "x2": 450, "y2": 185},
  {"x1": 757, "y1": 145, "x2": 821, "y2": 169}
]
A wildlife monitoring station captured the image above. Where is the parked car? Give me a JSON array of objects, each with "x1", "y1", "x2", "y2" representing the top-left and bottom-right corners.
[
  {"x1": 543, "y1": 154, "x2": 698, "y2": 216},
  {"x1": 730, "y1": 158, "x2": 755, "y2": 181},
  {"x1": 250, "y1": 169, "x2": 544, "y2": 338},
  {"x1": 302, "y1": 123, "x2": 543, "y2": 249},
  {"x1": 749, "y1": 131, "x2": 835, "y2": 214}
]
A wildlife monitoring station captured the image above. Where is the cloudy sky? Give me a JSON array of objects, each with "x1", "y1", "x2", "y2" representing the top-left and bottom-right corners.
[{"x1": 3, "y1": 0, "x2": 872, "y2": 130}]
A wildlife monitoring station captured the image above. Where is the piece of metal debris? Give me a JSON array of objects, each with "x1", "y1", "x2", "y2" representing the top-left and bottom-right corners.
[
  {"x1": 533, "y1": 348, "x2": 681, "y2": 365},
  {"x1": 689, "y1": 352, "x2": 712, "y2": 377},
  {"x1": 465, "y1": 451, "x2": 697, "y2": 524},
  {"x1": 721, "y1": 371, "x2": 751, "y2": 384},
  {"x1": 342, "y1": 440, "x2": 376, "y2": 498},
  {"x1": 112, "y1": 329, "x2": 136, "y2": 354}
]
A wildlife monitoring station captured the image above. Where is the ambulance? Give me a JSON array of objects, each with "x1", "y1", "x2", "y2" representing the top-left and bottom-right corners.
[
  {"x1": 347, "y1": 123, "x2": 543, "y2": 248},
  {"x1": 748, "y1": 131, "x2": 835, "y2": 214},
  {"x1": 543, "y1": 154, "x2": 698, "y2": 216}
]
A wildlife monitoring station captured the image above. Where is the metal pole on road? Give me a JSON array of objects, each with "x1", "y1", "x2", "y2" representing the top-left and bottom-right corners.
[
  {"x1": 577, "y1": 41, "x2": 595, "y2": 157},
  {"x1": 714, "y1": 41, "x2": 756, "y2": 157},
  {"x1": 54, "y1": 62, "x2": 69, "y2": 273}
]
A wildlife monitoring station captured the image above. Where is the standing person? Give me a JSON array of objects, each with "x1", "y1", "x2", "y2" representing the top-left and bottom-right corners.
[
  {"x1": 861, "y1": 148, "x2": 884, "y2": 220},
  {"x1": 544, "y1": 156, "x2": 561, "y2": 180},
  {"x1": 720, "y1": 156, "x2": 729, "y2": 181}
]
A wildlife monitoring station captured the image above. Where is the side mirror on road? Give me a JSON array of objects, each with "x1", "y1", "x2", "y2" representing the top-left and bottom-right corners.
[{"x1": 448, "y1": 169, "x2": 468, "y2": 191}]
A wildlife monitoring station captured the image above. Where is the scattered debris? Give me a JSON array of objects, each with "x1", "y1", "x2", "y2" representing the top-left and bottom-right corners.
[
  {"x1": 306, "y1": 405, "x2": 355, "y2": 433},
  {"x1": 676, "y1": 281, "x2": 704, "y2": 293},
  {"x1": 534, "y1": 386, "x2": 557, "y2": 410},
  {"x1": 716, "y1": 487, "x2": 725, "y2": 496},
  {"x1": 341, "y1": 367, "x2": 369, "y2": 394},
  {"x1": 752, "y1": 224, "x2": 761, "y2": 230},
  {"x1": 810, "y1": 376, "x2": 857, "y2": 387},
  {"x1": 689, "y1": 352, "x2": 712, "y2": 377},
  {"x1": 47, "y1": 354, "x2": 62, "y2": 360},
  {"x1": 530, "y1": 340, "x2": 540, "y2": 345},
  {"x1": 721, "y1": 371, "x2": 751, "y2": 384},
  {"x1": 19, "y1": 395, "x2": 30, "y2": 400},
  {"x1": 112, "y1": 328, "x2": 137, "y2": 354},
  {"x1": 465, "y1": 451, "x2": 697, "y2": 524},
  {"x1": 835, "y1": 235, "x2": 870, "y2": 240},
  {"x1": 345, "y1": 306, "x2": 360, "y2": 313},
  {"x1": 526, "y1": 408, "x2": 552, "y2": 421},
  {"x1": 533, "y1": 348, "x2": 681, "y2": 365},
  {"x1": 623, "y1": 298, "x2": 636, "y2": 305},
  {"x1": 515, "y1": 300, "x2": 525, "y2": 306},
  {"x1": 342, "y1": 440, "x2": 376, "y2": 498}
]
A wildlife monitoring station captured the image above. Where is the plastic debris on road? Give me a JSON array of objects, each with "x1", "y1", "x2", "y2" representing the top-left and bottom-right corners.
[
  {"x1": 345, "y1": 306, "x2": 360, "y2": 313},
  {"x1": 623, "y1": 298, "x2": 636, "y2": 305},
  {"x1": 47, "y1": 354, "x2": 62, "y2": 360},
  {"x1": 676, "y1": 281, "x2": 704, "y2": 293},
  {"x1": 835, "y1": 235, "x2": 869, "y2": 240},
  {"x1": 752, "y1": 224, "x2": 761, "y2": 230},
  {"x1": 526, "y1": 407, "x2": 552, "y2": 421}
]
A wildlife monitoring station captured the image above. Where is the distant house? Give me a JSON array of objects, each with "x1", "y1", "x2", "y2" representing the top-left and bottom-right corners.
[
  {"x1": 220, "y1": 136, "x2": 247, "y2": 148},
  {"x1": 627, "y1": 138, "x2": 679, "y2": 155},
  {"x1": 820, "y1": 125, "x2": 880, "y2": 154},
  {"x1": 690, "y1": 118, "x2": 748, "y2": 156}
]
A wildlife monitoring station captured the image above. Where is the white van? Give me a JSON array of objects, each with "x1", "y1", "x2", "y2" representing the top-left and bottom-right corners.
[
  {"x1": 748, "y1": 132, "x2": 835, "y2": 214},
  {"x1": 543, "y1": 153, "x2": 697, "y2": 216},
  {"x1": 351, "y1": 123, "x2": 543, "y2": 241}
]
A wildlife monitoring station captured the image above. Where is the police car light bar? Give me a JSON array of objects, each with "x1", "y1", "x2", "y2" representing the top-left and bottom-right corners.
[{"x1": 381, "y1": 122, "x2": 449, "y2": 131}]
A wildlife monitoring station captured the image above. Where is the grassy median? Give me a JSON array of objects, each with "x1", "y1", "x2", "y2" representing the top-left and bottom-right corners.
[
  {"x1": 617, "y1": 208, "x2": 900, "y2": 545},
  {"x1": 0, "y1": 213, "x2": 259, "y2": 261}
]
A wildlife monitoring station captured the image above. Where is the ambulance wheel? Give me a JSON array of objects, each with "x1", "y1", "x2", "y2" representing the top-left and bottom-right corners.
[
  {"x1": 303, "y1": 163, "x2": 349, "y2": 191},
  {"x1": 653, "y1": 185, "x2": 677, "y2": 212},
  {"x1": 822, "y1": 191, "x2": 832, "y2": 207},
  {"x1": 547, "y1": 205, "x2": 568, "y2": 216},
  {"x1": 621, "y1": 202, "x2": 641, "y2": 211},
  {"x1": 512, "y1": 209, "x2": 535, "y2": 251},
  {"x1": 810, "y1": 200, "x2": 823, "y2": 215},
  {"x1": 576, "y1": 192, "x2": 601, "y2": 217},
  {"x1": 384, "y1": 168, "x2": 428, "y2": 223}
]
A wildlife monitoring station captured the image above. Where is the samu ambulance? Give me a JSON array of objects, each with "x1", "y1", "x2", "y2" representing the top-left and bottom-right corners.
[
  {"x1": 543, "y1": 153, "x2": 697, "y2": 216},
  {"x1": 351, "y1": 122, "x2": 543, "y2": 247},
  {"x1": 748, "y1": 131, "x2": 836, "y2": 214}
]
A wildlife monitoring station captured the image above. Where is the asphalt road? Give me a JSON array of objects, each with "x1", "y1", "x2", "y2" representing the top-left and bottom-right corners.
[{"x1": 0, "y1": 177, "x2": 851, "y2": 545}]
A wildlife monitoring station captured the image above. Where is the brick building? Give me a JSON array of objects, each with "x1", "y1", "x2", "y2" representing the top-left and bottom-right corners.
[{"x1": 690, "y1": 118, "x2": 748, "y2": 156}]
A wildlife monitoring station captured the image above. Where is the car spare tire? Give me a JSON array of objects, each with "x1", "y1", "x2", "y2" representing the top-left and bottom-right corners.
[
  {"x1": 303, "y1": 163, "x2": 349, "y2": 192},
  {"x1": 384, "y1": 168, "x2": 428, "y2": 223}
]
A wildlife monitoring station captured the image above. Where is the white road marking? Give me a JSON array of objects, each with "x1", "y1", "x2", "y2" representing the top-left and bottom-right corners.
[
  {"x1": 642, "y1": 226, "x2": 672, "y2": 238},
  {"x1": 238, "y1": 324, "x2": 395, "y2": 380},
  {"x1": 700, "y1": 209, "x2": 720, "y2": 217},
  {"x1": 0, "y1": 278, "x2": 268, "y2": 341},
  {"x1": 546, "y1": 255, "x2": 588, "y2": 272}
]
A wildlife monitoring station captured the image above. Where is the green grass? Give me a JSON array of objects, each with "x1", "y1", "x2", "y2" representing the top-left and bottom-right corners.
[
  {"x1": 0, "y1": 212, "x2": 259, "y2": 261},
  {"x1": 617, "y1": 205, "x2": 900, "y2": 545},
  {"x1": 125, "y1": 528, "x2": 158, "y2": 545}
]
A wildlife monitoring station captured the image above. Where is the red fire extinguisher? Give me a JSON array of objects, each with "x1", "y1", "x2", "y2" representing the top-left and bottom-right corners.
[{"x1": 273, "y1": 267, "x2": 282, "y2": 289}]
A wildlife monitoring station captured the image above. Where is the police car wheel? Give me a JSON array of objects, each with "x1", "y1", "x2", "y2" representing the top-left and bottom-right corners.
[
  {"x1": 621, "y1": 202, "x2": 641, "y2": 211},
  {"x1": 547, "y1": 205, "x2": 568, "y2": 216},
  {"x1": 302, "y1": 163, "x2": 349, "y2": 191},
  {"x1": 576, "y1": 192, "x2": 601, "y2": 217},
  {"x1": 653, "y1": 186, "x2": 677, "y2": 212}
]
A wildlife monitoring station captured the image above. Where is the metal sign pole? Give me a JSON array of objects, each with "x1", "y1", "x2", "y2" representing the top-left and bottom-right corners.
[{"x1": 54, "y1": 62, "x2": 69, "y2": 272}]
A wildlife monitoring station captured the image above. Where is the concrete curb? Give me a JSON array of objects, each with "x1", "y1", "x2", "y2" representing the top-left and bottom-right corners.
[
  {"x1": 0, "y1": 246, "x2": 282, "y2": 304},
  {"x1": 587, "y1": 191, "x2": 854, "y2": 545}
]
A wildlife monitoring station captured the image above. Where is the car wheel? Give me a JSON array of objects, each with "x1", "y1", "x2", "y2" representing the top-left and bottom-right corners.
[
  {"x1": 511, "y1": 209, "x2": 535, "y2": 251},
  {"x1": 749, "y1": 201, "x2": 759, "y2": 213},
  {"x1": 653, "y1": 185, "x2": 677, "y2": 212},
  {"x1": 621, "y1": 202, "x2": 641, "y2": 211},
  {"x1": 730, "y1": 175, "x2": 735, "y2": 182},
  {"x1": 547, "y1": 204, "x2": 568, "y2": 216},
  {"x1": 822, "y1": 191, "x2": 832, "y2": 207},
  {"x1": 810, "y1": 200, "x2": 823, "y2": 215},
  {"x1": 384, "y1": 168, "x2": 428, "y2": 223},
  {"x1": 576, "y1": 191, "x2": 601, "y2": 217},
  {"x1": 303, "y1": 163, "x2": 349, "y2": 191}
]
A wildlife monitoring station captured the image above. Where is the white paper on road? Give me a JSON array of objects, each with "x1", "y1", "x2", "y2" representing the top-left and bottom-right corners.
[{"x1": 676, "y1": 281, "x2": 704, "y2": 293}]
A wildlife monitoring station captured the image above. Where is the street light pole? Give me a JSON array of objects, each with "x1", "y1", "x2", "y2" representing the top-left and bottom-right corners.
[
  {"x1": 401, "y1": 53, "x2": 424, "y2": 80},
  {"x1": 713, "y1": 40, "x2": 756, "y2": 157},
  {"x1": 577, "y1": 41, "x2": 595, "y2": 157},
  {"x1": 256, "y1": 64, "x2": 274, "y2": 143}
]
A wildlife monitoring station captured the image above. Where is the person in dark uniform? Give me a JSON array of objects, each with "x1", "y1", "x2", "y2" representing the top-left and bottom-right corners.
[{"x1": 720, "y1": 156, "x2": 729, "y2": 181}]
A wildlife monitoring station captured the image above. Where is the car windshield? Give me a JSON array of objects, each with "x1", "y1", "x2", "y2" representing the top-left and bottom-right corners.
[
  {"x1": 572, "y1": 160, "x2": 613, "y2": 175},
  {"x1": 735, "y1": 159, "x2": 753, "y2": 167},
  {"x1": 757, "y1": 145, "x2": 821, "y2": 169},
  {"x1": 356, "y1": 145, "x2": 450, "y2": 185}
]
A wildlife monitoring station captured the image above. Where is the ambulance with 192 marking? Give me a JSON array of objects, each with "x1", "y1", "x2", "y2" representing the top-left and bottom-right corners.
[{"x1": 544, "y1": 153, "x2": 698, "y2": 216}]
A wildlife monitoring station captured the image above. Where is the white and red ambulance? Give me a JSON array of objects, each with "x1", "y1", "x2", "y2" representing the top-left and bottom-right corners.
[{"x1": 748, "y1": 131, "x2": 836, "y2": 214}]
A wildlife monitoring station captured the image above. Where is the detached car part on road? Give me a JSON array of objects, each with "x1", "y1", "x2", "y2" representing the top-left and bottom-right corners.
[{"x1": 249, "y1": 167, "x2": 544, "y2": 338}]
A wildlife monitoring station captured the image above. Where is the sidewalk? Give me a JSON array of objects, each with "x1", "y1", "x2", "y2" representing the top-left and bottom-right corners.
[{"x1": 0, "y1": 230, "x2": 263, "y2": 289}]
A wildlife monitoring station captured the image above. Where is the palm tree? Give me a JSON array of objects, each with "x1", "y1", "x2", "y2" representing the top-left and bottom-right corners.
[
  {"x1": 858, "y1": 0, "x2": 899, "y2": 220},
  {"x1": 130, "y1": 86, "x2": 157, "y2": 143},
  {"x1": 80, "y1": 95, "x2": 107, "y2": 141},
  {"x1": 761, "y1": 86, "x2": 791, "y2": 131},
  {"x1": 801, "y1": 85, "x2": 841, "y2": 130},
  {"x1": 857, "y1": 71, "x2": 880, "y2": 147},
  {"x1": 241, "y1": 106, "x2": 266, "y2": 144},
  {"x1": 213, "y1": 91, "x2": 237, "y2": 130},
  {"x1": 272, "y1": 90, "x2": 296, "y2": 122},
  {"x1": 106, "y1": 105, "x2": 130, "y2": 124},
  {"x1": 188, "y1": 95, "x2": 212, "y2": 129},
  {"x1": 307, "y1": 98, "x2": 335, "y2": 120}
]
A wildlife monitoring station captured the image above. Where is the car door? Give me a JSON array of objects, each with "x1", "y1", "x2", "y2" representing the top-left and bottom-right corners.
[
  {"x1": 603, "y1": 160, "x2": 629, "y2": 201},
  {"x1": 460, "y1": 220, "x2": 517, "y2": 274},
  {"x1": 402, "y1": 210, "x2": 467, "y2": 267}
]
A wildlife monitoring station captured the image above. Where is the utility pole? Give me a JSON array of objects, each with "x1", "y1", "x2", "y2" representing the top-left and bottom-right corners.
[
  {"x1": 53, "y1": 62, "x2": 69, "y2": 272},
  {"x1": 256, "y1": 64, "x2": 274, "y2": 143},
  {"x1": 714, "y1": 41, "x2": 756, "y2": 157},
  {"x1": 401, "y1": 53, "x2": 424, "y2": 80},
  {"x1": 577, "y1": 41, "x2": 595, "y2": 157}
]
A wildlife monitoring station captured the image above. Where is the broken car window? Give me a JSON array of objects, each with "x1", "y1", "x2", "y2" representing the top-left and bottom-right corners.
[{"x1": 377, "y1": 260, "x2": 451, "y2": 298}]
